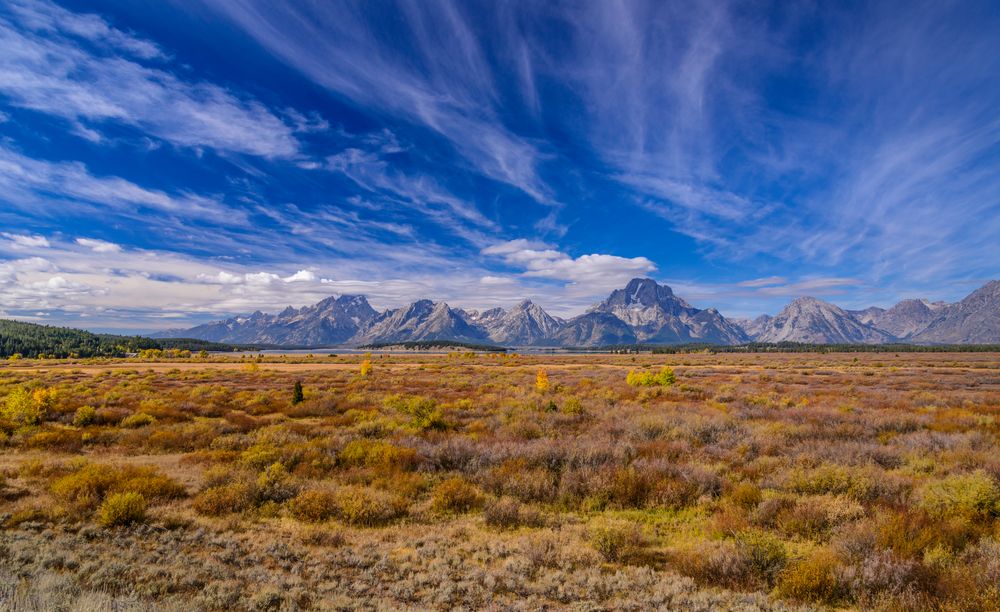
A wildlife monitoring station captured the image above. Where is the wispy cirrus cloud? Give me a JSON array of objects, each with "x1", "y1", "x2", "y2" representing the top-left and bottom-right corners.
[
  {"x1": 0, "y1": 0, "x2": 301, "y2": 157},
  {"x1": 75, "y1": 238, "x2": 122, "y2": 253},
  {"x1": 0, "y1": 144, "x2": 240, "y2": 223},
  {"x1": 198, "y1": 0, "x2": 551, "y2": 201},
  {"x1": 2, "y1": 233, "x2": 49, "y2": 248}
]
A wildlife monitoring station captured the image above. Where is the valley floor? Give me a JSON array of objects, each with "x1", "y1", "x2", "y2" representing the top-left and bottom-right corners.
[{"x1": 1, "y1": 352, "x2": 998, "y2": 610}]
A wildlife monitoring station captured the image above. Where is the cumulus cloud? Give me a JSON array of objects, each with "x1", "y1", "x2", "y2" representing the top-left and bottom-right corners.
[
  {"x1": 198, "y1": 269, "x2": 319, "y2": 286},
  {"x1": 483, "y1": 239, "x2": 656, "y2": 289},
  {"x1": 283, "y1": 270, "x2": 316, "y2": 283}
]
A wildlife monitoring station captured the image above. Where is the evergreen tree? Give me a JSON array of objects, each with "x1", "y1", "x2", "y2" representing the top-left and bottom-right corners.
[{"x1": 292, "y1": 381, "x2": 304, "y2": 405}]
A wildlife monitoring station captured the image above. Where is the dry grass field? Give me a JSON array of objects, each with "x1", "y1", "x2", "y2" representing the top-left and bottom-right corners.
[{"x1": 1, "y1": 351, "x2": 999, "y2": 610}]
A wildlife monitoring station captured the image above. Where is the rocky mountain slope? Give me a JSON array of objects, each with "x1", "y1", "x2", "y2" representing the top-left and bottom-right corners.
[
  {"x1": 733, "y1": 315, "x2": 773, "y2": 338},
  {"x1": 552, "y1": 312, "x2": 636, "y2": 346},
  {"x1": 156, "y1": 279, "x2": 999, "y2": 347},
  {"x1": 910, "y1": 281, "x2": 1000, "y2": 343},
  {"x1": 477, "y1": 300, "x2": 564, "y2": 346},
  {"x1": 754, "y1": 297, "x2": 895, "y2": 344},
  {"x1": 590, "y1": 278, "x2": 748, "y2": 344},
  {"x1": 351, "y1": 300, "x2": 488, "y2": 344},
  {"x1": 852, "y1": 299, "x2": 940, "y2": 339},
  {"x1": 155, "y1": 295, "x2": 377, "y2": 345}
]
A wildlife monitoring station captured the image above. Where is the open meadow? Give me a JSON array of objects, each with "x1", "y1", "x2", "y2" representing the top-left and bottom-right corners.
[{"x1": 1, "y1": 351, "x2": 999, "y2": 610}]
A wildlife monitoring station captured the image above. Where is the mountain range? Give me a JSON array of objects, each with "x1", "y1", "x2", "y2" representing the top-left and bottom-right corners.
[{"x1": 155, "y1": 278, "x2": 1000, "y2": 347}]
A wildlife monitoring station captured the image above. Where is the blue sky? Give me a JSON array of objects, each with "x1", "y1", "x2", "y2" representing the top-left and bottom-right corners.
[{"x1": 0, "y1": 0, "x2": 998, "y2": 332}]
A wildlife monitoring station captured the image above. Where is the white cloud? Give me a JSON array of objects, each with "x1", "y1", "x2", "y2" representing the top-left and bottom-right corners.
[
  {"x1": 755, "y1": 278, "x2": 861, "y2": 297},
  {"x1": 2, "y1": 233, "x2": 49, "y2": 248},
  {"x1": 197, "y1": 271, "x2": 243, "y2": 285},
  {"x1": 0, "y1": 0, "x2": 301, "y2": 157},
  {"x1": 0, "y1": 145, "x2": 239, "y2": 222},
  {"x1": 283, "y1": 269, "x2": 316, "y2": 283},
  {"x1": 325, "y1": 143, "x2": 497, "y2": 243},
  {"x1": 737, "y1": 276, "x2": 786, "y2": 288},
  {"x1": 201, "y1": 0, "x2": 550, "y2": 200},
  {"x1": 198, "y1": 270, "x2": 318, "y2": 286},
  {"x1": 75, "y1": 237, "x2": 122, "y2": 253},
  {"x1": 6, "y1": 0, "x2": 163, "y2": 59},
  {"x1": 483, "y1": 239, "x2": 656, "y2": 289},
  {"x1": 0, "y1": 256, "x2": 57, "y2": 274},
  {"x1": 480, "y1": 275, "x2": 515, "y2": 285}
]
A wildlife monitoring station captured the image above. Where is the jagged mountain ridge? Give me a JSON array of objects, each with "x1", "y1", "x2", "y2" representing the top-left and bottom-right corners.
[
  {"x1": 154, "y1": 295, "x2": 377, "y2": 345},
  {"x1": 590, "y1": 278, "x2": 748, "y2": 344},
  {"x1": 155, "y1": 279, "x2": 1000, "y2": 346},
  {"x1": 910, "y1": 281, "x2": 1000, "y2": 343},
  {"x1": 850, "y1": 299, "x2": 939, "y2": 339},
  {"x1": 350, "y1": 300, "x2": 488, "y2": 344},
  {"x1": 754, "y1": 297, "x2": 895, "y2": 344},
  {"x1": 478, "y1": 300, "x2": 564, "y2": 346}
]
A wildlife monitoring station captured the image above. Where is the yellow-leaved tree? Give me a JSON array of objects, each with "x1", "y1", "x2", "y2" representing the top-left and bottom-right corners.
[{"x1": 536, "y1": 368, "x2": 550, "y2": 392}]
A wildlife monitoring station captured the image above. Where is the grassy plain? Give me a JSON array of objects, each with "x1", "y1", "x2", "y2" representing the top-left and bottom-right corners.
[{"x1": 1, "y1": 351, "x2": 999, "y2": 610}]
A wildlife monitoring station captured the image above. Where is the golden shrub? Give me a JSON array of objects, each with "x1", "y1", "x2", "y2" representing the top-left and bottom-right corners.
[
  {"x1": 333, "y1": 486, "x2": 407, "y2": 526},
  {"x1": 430, "y1": 477, "x2": 483, "y2": 514},
  {"x1": 775, "y1": 549, "x2": 844, "y2": 604},
  {"x1": 288, "y1": 489, "x2": 339, "y2": 522},
  {"x1": 97, "y1": 492, "x2": 147, "y2": 527},
  {"x1": 192, "y1": 482, "x2": 257, "y2": 516},
  {"x1": 729, "y1": 482, "x2": 763, "y2": 509},
  {"x1": 2, "y1": 386, "x2": 44, "y2": 425},
  {"x1": 120, "y1": 412, "x2": 156, "y2": 428},
  {"x1": 339, "y1": 439, "x2": 417, "y2": 470}
]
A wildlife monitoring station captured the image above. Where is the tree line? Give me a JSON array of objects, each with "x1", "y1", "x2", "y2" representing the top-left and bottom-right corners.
[{"x1": 0, "y1": 319, "x2": 256, "y2": 358}]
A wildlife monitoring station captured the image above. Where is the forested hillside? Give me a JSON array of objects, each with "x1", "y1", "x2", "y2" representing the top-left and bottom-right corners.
[{"x1": 0, "y1": 319, "x2": 252, "y2": 358}]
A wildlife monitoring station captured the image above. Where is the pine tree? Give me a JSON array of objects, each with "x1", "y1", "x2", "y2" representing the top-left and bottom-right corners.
[{"x1": 292, "y1": 380, "x2": 304, "y2": 405}]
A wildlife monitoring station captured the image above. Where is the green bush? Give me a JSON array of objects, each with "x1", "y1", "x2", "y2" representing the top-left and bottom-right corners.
[
  {"x1": 73, "y1": 405, "x2": 97, "y2": 427},
  {"x1": 97, "y1": 492, "x2": 147, "y2": 527},
  {"x1": 918, "y1": 471, "x2": 1000, "y2": 520},
  {"x1": 785, "y1": 464, "x2": 873, "y2": 500},
  {"x1": 729, "y1": 482, "x2": 763, "y2": 509},
  {"x1": 121, "y1": 412, "x2": 156, "y2": 428},
  {"x1": 385, "y1": 395, "x2": 448, "y2": 430},
  {"x1": 626, "y1": 366, "x2": 675, "y2": 387},
  {"x1": 736, "y1": 529, "x2": 788, "y2": 586}
]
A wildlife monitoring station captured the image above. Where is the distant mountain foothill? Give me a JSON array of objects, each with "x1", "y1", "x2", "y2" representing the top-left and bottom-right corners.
[{"x1": 154, "y1": 278, "x2": 1000, "y2": 347}]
